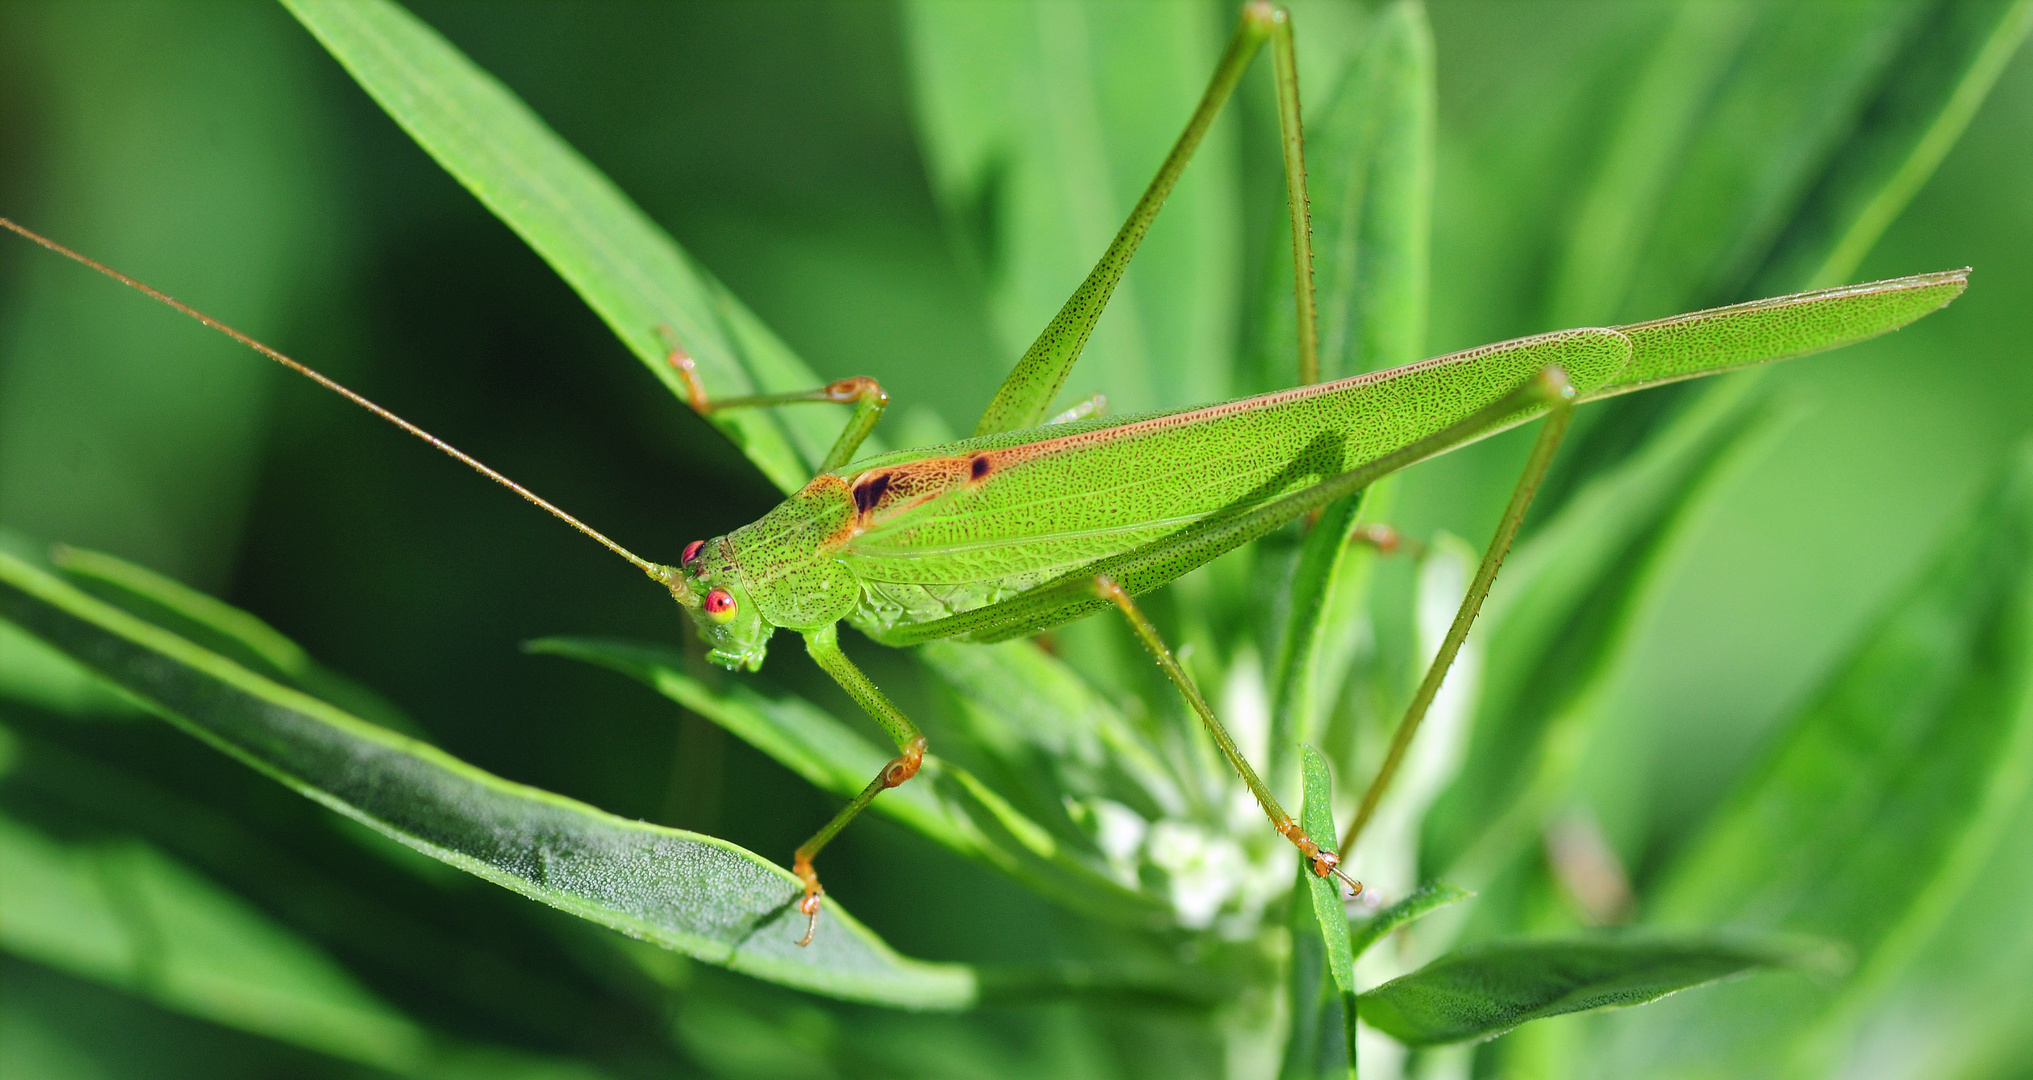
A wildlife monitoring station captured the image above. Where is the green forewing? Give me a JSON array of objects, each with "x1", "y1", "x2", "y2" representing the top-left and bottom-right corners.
[
  {"x1": 1588, "y1": 270, "x2": 1967, "y2": 398},
  {"x1": 840, "y1": 328, "x2": 1630, "y2": 640},
  {"x1": 831, "y1": 270, "x2": 1962, "y2": 644}
]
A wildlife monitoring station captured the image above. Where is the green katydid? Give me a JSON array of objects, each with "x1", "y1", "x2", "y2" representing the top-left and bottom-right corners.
[{"x1": 0, "y1": 1, "x2": 1967, "y2": 950}]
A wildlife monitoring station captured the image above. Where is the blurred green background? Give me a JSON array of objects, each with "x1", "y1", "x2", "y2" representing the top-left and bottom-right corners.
[{"x1": 2, "y1": 2, "x2": 2029, "y2": 1078}]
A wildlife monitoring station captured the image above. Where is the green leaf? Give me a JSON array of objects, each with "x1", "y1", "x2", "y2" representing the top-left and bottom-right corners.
[
  {"x1": 0, "y1": 542, "x2": 974, "y2": 1010},
  {"x1": 1301, "y1": 747, "x2": 1356, "y2": 998},
  {"x1": 1252, "y1": 0, "x2": 1433, "y2": 389},
  {"x1": 1348, "y1": 880, "x2": 1474, "y2": 960},
  {"x1": 0, "y1": 808, "x2": 429, "y2": 1072},
  {"x1": 530, "y1": 636, "x2": 1169, "y2": 929},
  {"x1": 1612, "y1": 439, "x2": 2033, "y2": 1075},
  {"x1": 917, "y1": 637, "x2": 1183, "y2": 826},
  {"x1": 905, "y1": 0, "x2": 1241, "y2": 419},
  {"x1": 49, "y1": 544, "x2": 425, "y2": 737},
  {"x1": 1280, "y1": 745, "x2": 1357, "y2": 1080},
  {"x1": 1545, "y1": 0, "x2": 2014, "y2": 325},
  {"x1": 1258, "y1": 1, "x2": 1434, "y2": 766},
  {"x1": 1754, "y1": 0, "x2": 2033, "y2": 290},
  {"x1": 1425, "y1": 381, "x2": 1791, "y2": 879},
  {"x1": 1357, "y1": 934, "x2": 1831, "y2": 1047},
  {"x1": 0, "y1": 807, "x2": 620, "y2": 1079},
  {"x1": 280, "y1": 0, "x2": 846, "y2": 493},
  {"x1": 0, "y1": 617, "x2": 138, "y2": 717}
]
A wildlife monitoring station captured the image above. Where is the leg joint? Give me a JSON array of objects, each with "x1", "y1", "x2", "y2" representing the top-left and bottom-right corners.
[
  {"x1": 824, "y1": 376, "x2": 888, "y2": 406},
  {"x1": 882, "y1": 736, "x2": 926, "y2": 788}
]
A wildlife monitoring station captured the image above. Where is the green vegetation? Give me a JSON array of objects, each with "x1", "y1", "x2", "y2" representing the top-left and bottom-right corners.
[{"x1": 2, "y1": 2, "x2": 2029, "y2": 1077}]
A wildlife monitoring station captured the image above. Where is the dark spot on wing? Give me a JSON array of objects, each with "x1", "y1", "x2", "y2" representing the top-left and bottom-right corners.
[
  {"x1": 970, "y1": 455, "x2": 991, "y2": 480},
  {"x1": 853, "y1": 472, "x2": 891, "y2": 514}
]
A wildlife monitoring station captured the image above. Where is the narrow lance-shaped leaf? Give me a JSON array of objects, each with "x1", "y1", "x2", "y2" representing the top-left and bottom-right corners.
[
  {"x1": 1347, "y1": 881, "x2": 1473, "y2": 960},
  {"x1": 1539, "y1": 0, "x2": 2017, "y2": 524},
  {"x1": 529, "y1": 636, "x2": 1170, "y2": 929},
  {"x1": 281, "y1": 0, "x2": 844, "y2": 492},
  {"x1": 1357, "y1": 934, "x2": 1834, "y2": 1047},
  {"x1": 0, "y1": 808, "x2": 620, "y2": 1079},
  {"x1": 1756, "y1": 0, "x2": 2033, "y2": 290},
  {"x1": 1252, "y1": 0, "x2": 1433, "y2": 390},
  {"x1": 1280, "y1": 745, "x2": 1358, "y2": 1080},
  {"x1": 1551, "y1": 1, "x2": 1981, "y2": 325},
  {"x1": 1265, "y1": 0, "x2": 1435, "y2": 784},
  {"x1": 0, "y1": 539, "x2": 974, "y2": 1010},
  {"x1": 51, "y1": 544, "x2": 426, "y2": 737},
  {"x1": 1595, "y1": 439, "x2": 2033, "y2": 1078},
  {"x1": 906, "y1": 1, "x2": 1241, "y2": 423},
  {"x1": 1423, "y1": 380, "x2": 1788, "y2": 873}
]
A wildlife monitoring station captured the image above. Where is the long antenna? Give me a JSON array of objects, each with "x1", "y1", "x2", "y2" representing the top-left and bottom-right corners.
[{"x1": 1, "y1": 216, "x2": 678, "y2": 588}]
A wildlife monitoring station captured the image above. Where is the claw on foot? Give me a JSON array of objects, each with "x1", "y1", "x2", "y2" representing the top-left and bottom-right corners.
[
  {"x1": 1349, "y1": 523, "x2": 1427, "y2": 559},
  {"x1": 1280, "y1": 823, "x2": 1364, "y2": 899},
  {"x1": 793, "y1": 855, "x2": 824, "y2": 948},
  {"x1": 655, "y1": 324, "x2": 710, "y2": 412}
]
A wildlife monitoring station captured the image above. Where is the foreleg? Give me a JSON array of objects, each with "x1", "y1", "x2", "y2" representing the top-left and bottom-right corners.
[
  {"x1": 790, "y1": 623, "x2": 927, "y2": 946},
  {"x1": 660, "y1": 327, "x2": 888, "y2": 473},
  {"x1": 1094, "y1": 576, "x2": 1361, "y2": 895}
]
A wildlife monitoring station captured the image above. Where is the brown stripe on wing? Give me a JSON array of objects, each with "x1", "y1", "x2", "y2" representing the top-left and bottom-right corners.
[{"x1": 846, "y1": 455, "x2": 982, "y2": 530}]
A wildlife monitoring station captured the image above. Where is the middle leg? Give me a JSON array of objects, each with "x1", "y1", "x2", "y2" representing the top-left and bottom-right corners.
[
  {"x1": 790, "y1": 623, "x2": 928, "y2": 947},
  {"x1": 1094, "y1": 575, "x2": 1361, "y2": 895},
  {"x1": 660, "y1": 325, "x2": 889, "y2": 474}
]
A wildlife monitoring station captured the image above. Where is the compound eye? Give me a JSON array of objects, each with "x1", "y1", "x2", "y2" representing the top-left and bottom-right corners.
[
  {"x1": 681, "y1": 540, "x2": 706, "y2": 569},
  {"x1": 703, "y1": 588, "x2": 737, "y2": 623}
]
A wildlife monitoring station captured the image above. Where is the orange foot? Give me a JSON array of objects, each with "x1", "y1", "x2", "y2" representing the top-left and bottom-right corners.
[
  {"x1": 793, "y1": 855, "x2": 824, "y2": 948},
  {"x1": 1280, "y1": 823, "x2": 1364, "y2": 898}
]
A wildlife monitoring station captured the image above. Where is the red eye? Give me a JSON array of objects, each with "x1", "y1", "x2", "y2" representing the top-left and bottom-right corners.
[
  {"x1": 681, "y1": 540, "x2": 706, "y2": 568},
  {"x1": 703, "y1": 588, "x2": 737, "y2": 623}
]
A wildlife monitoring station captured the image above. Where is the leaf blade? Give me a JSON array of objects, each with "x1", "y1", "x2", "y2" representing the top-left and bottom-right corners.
[
  {"x1": 0, "y1": 543, "x2": 974, "y2": 1010},
  {"x1": 280, "y1": 0, "x2": 836, "y2": 492},
  {"x1": 1280, "y1": 745, "x2": 1358, "y2": 1079},
  {"x1": 1347, "y1": 881, "x2": 1473, "y2": 961},
  {"x1": 530, "y1": 636, "x2": 1170, "y2": 929},
  {"x1": 1356, "y1": 934, "x2": 1829, "y2": 1047}
]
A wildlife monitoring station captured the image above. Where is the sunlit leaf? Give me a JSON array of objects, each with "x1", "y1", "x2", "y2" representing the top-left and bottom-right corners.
[
  {"x1": 1604, "y1": 440, "x2": 2033, "y2": 1076},
  {"x1": 1348, "y1": 880, "x2": 1473, "y2": 961},
  {"x1": 1357, "y1": 934, "x2": 1831, "y2": 1047},
  {"x1": 1279, "y1": 744, "x2": 1358, "y2": 1080},
  {"x1": 281, "y1": 0, "x2": 847, "y2": 492},
  {"x1": 531, "y1": 636, "x2": 1169, "y2": 929},
  {"x1": 0, "y1": 542, "x2": 974, "y2": 1009}
]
